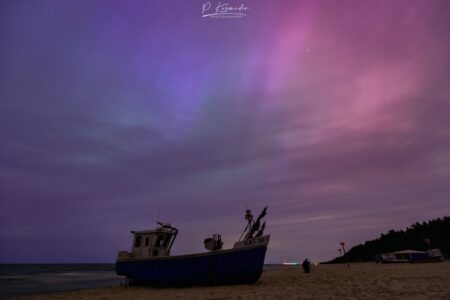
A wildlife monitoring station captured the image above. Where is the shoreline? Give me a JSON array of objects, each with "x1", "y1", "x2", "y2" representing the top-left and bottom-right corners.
[{"x1": 13, "y1": 262, "x2": 450, "y2": 299}]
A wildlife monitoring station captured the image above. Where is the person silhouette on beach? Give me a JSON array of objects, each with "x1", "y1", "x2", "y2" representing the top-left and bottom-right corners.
[{"x1": 302, "y1": 259, "x2": 311, "y2": 273}]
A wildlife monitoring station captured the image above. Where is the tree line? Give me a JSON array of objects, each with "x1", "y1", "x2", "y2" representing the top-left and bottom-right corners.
[{"x1": 327, "y1": 216, "x2": 450, "y2": 263}]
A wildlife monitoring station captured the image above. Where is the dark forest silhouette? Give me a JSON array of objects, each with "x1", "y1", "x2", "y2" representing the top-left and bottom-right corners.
[{"x1": 327, "y1": 216, "x2": 449, "y2": 263}]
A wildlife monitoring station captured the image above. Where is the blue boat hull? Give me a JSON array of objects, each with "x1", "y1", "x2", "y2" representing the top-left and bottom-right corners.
[{"x1": 116, "y1": 245, "x2": 268, "y2": 285}]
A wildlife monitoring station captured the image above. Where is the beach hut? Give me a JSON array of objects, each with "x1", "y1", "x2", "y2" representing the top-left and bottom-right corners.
[
  {"x1": 375, "y1": 249, "x2": 444, "y2": 263},
  {"x1": 427, "y1": 248, "x2": 445, "y2": 261}
]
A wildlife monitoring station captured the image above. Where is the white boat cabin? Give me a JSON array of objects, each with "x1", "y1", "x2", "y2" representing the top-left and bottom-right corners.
[
  {"x1": 375, "y1": 248, "x2": 445, "y2": 263},
  {"x1": 126, "y1": 222, "x2": 178, "y2": 258}
]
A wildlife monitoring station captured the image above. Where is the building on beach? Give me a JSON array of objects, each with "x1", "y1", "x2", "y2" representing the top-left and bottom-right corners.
[{"x1": 375, "y1": 249, "x2": 445, "y2": 263}]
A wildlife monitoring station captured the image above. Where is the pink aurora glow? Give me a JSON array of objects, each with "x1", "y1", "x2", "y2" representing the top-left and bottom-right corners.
[{"x1": 1, "y1": 0, "x2": 450, "y2": 263}]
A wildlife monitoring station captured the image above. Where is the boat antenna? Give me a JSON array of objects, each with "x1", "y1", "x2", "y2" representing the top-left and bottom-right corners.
[{"x1": 157, "y1": 199, "x2": 162, "y2": 222}]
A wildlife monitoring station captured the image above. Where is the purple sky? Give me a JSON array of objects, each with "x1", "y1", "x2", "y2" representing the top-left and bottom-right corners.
[{"x1": 1, "y1": 0, "x2": 450, "y2": 263}]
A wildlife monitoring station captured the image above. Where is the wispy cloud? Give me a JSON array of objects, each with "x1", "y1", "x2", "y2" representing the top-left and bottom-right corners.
[{"x1": 1, "y1": 0, "x2": 450, "y2": 263}]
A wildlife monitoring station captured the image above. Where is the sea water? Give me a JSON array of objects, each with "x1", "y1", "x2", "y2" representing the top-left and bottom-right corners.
[
  {"x1": 0, "y1": 264, "x2": 284, "y2": 299},
  {"x1": 0, "y1": 264, "x2": 122, "y2": 299}
]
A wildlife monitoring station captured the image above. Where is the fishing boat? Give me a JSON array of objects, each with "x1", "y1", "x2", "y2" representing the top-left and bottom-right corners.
[{"x1": 116, "y1": 207, "x2": 270, "y2": 285}]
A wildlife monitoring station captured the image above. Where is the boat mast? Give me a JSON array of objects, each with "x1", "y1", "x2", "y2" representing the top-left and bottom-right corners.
[
  {"x1": 239, "y1": 206, "x2": 268, "y2": 241},
  {"x1": 239, "y1": 209, "x2": 254, "y2": 241}
]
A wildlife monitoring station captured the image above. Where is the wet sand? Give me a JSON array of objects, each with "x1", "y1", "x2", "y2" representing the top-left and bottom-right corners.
[{"x1": 16, "y1": 262, "x2": 450, "y2": 299}]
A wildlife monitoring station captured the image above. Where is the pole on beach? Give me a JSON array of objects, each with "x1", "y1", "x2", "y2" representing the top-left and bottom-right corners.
[
  {"x1": 338, "y1": 249, "x2": 344, "y2": 267},
  {"x1": 340, "y1": 242, "x2": 350, "y2": 269},
  {"x1": 425, "y1": 238, "x2": 431, "y2": 250}
]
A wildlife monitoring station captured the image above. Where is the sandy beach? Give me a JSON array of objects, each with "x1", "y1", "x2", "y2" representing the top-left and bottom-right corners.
[{"x1": 15, "y1": 262, "x2": 450, "y2": 300}]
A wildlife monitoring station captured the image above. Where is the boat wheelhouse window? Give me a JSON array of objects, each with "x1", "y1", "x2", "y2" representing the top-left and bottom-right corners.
[
  {"x1": 144, "y1": 237, "x2": 150, "y2": 247},
  {"x1": 163, "y1": 235, "x2": 172, "y2": 247},
  {"x1": 155, "y1": 235, "x2": 164, "y2": 247},
  {"x1": 134, "y1": 235, "x2": 142, "y2": 247}
]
